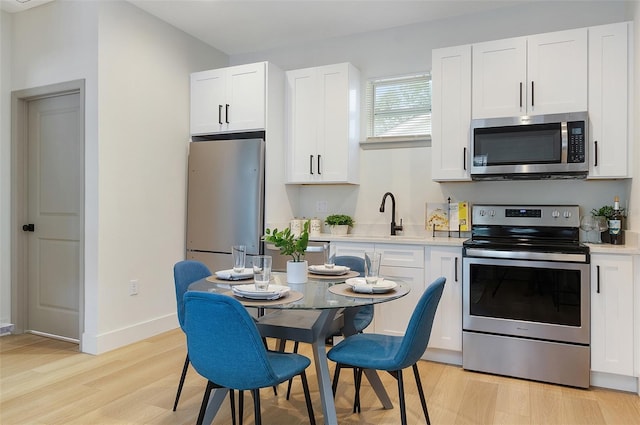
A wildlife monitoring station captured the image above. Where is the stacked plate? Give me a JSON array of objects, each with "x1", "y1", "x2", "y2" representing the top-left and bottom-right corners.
[
  {"x1": 345, "y1": 278, "x2": 397, "y2": 294},
  {"x1": 308, "y1": 265, "x2": 350, "y2": 275},
  {"x1": 215, "y1": 268, "x2": 254, "y2": 281},
  {"x1": 231, "y1": 284, "x2": 290, "y2": 300}
]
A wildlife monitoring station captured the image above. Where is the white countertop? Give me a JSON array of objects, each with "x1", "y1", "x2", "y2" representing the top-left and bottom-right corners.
[
  {"x1": 310, "y1": 233, "x2": 468, "y2": 247},
  {"x1": 310, "y1": 231, "x2": 640, "y2": 254},
  {"x1": 586, "y1": 231, "x2": 639, "y2": 255}
]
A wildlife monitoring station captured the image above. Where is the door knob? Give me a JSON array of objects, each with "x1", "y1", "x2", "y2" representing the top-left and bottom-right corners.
[{"x1": 22, "y1": 224, "x2": 35, "y2": 232}]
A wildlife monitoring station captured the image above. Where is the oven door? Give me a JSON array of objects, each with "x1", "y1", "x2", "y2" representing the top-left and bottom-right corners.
[{"x1": 463, "y1": 256, "x2": 590, "y2": 345}]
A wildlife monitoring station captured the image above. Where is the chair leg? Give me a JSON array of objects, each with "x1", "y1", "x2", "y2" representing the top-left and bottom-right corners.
[
  {"x1": 300, "y1": 371, "x2": 316, "y2": 425},
  {"x1": 239, "y1": 390, "x2": 244, "y2": 425},
  {"x1": 413, "y1": 363, "x2": 431, "y2": 425},
  {"x1": 353, "y1": 367, "x2": 363, "y2": 414},
  {"x1": 251, "y1": 388, "x2": 262, "y2": 425},
  {"x1": 172, "y1": 353, "x2": 190, "y2": 411},
  {"x1": 285, "y1": 341, "x2": 300, "y2": 400},
  {"x1": 331, "y1": 363, "x2": 342, "y2": 395},
  {"x1": 396, "y1": 369, "x2": 407, "y2": 425},
  {"x1": 229, "y1": 389, "x2": 236, "y2": 425},
  {"x1": 196, "y1": 381, "x2": 215, "y2": 425}
]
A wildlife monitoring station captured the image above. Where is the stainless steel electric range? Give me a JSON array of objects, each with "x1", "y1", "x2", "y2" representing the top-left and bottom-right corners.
[{"x1": 462, "y1": 204, "x2": 591, "y2": 388}]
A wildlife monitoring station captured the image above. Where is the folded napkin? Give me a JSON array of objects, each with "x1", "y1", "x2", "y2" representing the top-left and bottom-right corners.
[{"x1": 215, "y1": 268, "x2": 253, "y2": 280}]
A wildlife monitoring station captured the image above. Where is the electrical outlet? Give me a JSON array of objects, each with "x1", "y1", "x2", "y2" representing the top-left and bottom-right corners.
[
  {"x1": 316, "y1": 201, "x2": 328, "y2": 213},
  {"x1": 129, "y1": 279, "x2": 139, "y2": 296}
]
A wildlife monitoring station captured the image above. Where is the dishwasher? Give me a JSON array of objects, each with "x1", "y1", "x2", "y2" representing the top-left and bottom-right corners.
[{"x1": 264, "y1": 241, "x2": 330, "y2": 271}]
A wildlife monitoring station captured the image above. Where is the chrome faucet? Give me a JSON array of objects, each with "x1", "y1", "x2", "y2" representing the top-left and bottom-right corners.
[{"x1": 379, "y1": 192, "x2": 403, "y2": 236}]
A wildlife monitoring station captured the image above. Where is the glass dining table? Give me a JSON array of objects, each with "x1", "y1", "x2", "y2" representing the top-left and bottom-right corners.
[{"x1": 188, "y1": 271, "x2": 410, "y2": 425}]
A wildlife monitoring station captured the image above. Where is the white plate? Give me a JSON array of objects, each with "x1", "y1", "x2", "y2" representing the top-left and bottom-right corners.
[
  {"x1": 345, "y1": 278, "x2": 397, "y2": 294},
  {"x1": 215, "y1": 268, "x2": 254, "y2": 280},
  {"x1": 308, "y1": 265, "x2": 350, "y2": 275},
  {"x1": 232, "y1": 284, "x2": 290, "y2": 300}
]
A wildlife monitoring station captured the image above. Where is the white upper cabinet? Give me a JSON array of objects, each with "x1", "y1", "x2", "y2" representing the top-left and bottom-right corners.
[
  {"x1": 472, "y1": 37, "x2": 527, "y2": 119},
  {"x1": 286, "y1": 63, "x2": 360, "y2": 184},
  {"x1": 431, "y1": 44, "x2": 472, "y2": 181},
  {"x1": 588, "y1": 22, "x2": 632, "y2": 179},
  {"x1": 472, "y1": 28, "x2": 588, "y2": 119},
  {"x1": 190, "y1": 62, "x2": 266, "y2": 135}
]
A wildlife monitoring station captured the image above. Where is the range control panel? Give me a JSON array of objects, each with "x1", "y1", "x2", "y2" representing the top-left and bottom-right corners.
[{"x1": 472, "y1": 205, "x2": 580, "y2": 228}]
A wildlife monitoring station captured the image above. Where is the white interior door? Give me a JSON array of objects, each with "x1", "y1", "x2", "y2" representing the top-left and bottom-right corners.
[{"x1": 26, "y1": 92, "x2": 82, "y2": 341}]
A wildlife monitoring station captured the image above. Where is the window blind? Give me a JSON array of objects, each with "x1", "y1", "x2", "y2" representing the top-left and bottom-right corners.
[{"x1": 365, "y1": 73, "x2": 431, "y2": 142}]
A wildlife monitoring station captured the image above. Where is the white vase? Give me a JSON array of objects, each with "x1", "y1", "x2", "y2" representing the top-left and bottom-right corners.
[
  {"x1": 287, "y1": 260, "x2": 308, "y2": 283},
  {"x1": 330, "y1": 225, "x2": 349, "y2": 235}
]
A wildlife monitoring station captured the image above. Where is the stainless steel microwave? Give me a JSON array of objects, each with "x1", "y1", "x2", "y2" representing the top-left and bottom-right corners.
[{"x1": 470, "y1": 112, "x2": 589, "y2": 180}]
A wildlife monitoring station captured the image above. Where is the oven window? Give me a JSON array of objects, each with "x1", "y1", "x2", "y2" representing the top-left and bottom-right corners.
[
  {"x1": 468, "y1": 263, "x2": 581, "y2": 326},
  {"x1": 473, "y1": 123, "x2": 561, "y2": 166}
]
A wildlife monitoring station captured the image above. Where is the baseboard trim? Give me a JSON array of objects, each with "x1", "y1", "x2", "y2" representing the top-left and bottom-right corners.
[
  {"x1": 422, "y1": 347, "x2": 463, "y2": 366},
  {"x1": 591, "y1": 371, "x2": 639, "y2": 393},
  {"x1": 81, "y1": 313, "x2": 178, "y2": 355}
]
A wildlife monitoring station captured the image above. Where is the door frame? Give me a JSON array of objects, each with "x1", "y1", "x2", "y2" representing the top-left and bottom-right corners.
[{"x1": 11, "y1": 79, "x2": 85, "y2": 346}]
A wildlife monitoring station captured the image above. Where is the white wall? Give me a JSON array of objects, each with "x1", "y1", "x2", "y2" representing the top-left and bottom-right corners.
[
  {"x1": 0, "y1": 11, "x2": 13, "y2": 327},
  {"x1": 4, "y1": 0, "x2": 228, "y2": 353},
  {"x1": 92, "y1": 1, "x2": 227, "y2": 353},
  {"x1": 234, "y1": 1, "x2": 634, "y2": 236}
]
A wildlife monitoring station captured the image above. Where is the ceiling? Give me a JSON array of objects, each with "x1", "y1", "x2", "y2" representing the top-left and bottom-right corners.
[
  {"x1": 127, "y1": 0, "x2": 527, "y2": 56},
  {"x1": 1, "y1": 0, "x2": 529, "y2": 55}
]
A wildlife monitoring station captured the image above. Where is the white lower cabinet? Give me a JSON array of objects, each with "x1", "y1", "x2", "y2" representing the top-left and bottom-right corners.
[
  {"x1": 425, "y1": 246, "x2": 463, "y2": 353},
  {"x1": 331, "y1": 242, "x2": 424, "y2": 336},
  {"x1": 590, "y1": 254, "x2": 635, "y2": 377}
]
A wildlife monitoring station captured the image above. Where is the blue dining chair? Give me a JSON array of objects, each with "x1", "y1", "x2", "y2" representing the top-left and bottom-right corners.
[
  {"x1": 173, "y1": 260, "x2": 213, "y2": 412},
  {"x1": 327, "y1": 277, "x2": 446, "y2": 425},
  {"x1": 334, "y1": 255, "x2": 373, "y2": 332},
  {"x1": 183, "y1": 291, "x2": 316, "y2": 425}
]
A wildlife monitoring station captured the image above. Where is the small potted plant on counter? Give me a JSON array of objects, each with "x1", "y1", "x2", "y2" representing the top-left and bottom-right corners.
[
  {"x1": 263, "y1": 221, "x2": 309, "y2": 283},
  {"x1": 324, "y1": 214, "x2": 354, "y2": 236}
]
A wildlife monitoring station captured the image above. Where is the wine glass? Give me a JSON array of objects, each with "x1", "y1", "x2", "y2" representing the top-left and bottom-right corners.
[
  {"x1": 580, "y1": 216, "x2": 597, "y2": 243},
  {"x1": 593, "y1": 216, "x2": 608, "y2": 244}
]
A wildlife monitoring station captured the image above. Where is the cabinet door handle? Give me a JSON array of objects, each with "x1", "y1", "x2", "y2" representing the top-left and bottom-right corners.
[
  {"x1": 594, "y1": 141, "x2": 598, "y2": 167},
  {"x1": 454, "y1": 257, "x2": 459, "y2": 282},
  {"x1": 519, "y1": 82, "x2": 523, "y2": 108},
  {"x1": 596, "y1": 265, "x2": 600, "y2": 293},
  {"x1": 463, "y1": 147, "x2": 467, "y2": 171},
  {"x1": 531, "y1": 81, "x2": 535, "y2": 107},
  {"x1": 309, "y1": 155, "x2": 314, "y2": 175},
  {"x1": 317, "y1": 155, "x2": 321, "y2": 175},
  {"x1": 218, "y1": 105, "x2": 223, "y2": 125},
  {"x1": 225, "y1": 104, "x2": 230, "y2": 124}
]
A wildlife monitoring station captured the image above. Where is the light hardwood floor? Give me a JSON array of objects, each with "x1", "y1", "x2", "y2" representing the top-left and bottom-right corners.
[{"x1": 1, "y1": 329, "x2": 639, "y2": 425}]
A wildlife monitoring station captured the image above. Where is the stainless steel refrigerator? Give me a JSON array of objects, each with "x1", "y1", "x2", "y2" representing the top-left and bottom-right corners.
[{"x1": 186, "y1": 137, "x2": 264, "y2": 272}]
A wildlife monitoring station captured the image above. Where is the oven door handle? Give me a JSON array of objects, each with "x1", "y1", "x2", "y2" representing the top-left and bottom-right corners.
[{"x1": 464, "y1": 248, "x2": 587, "y2": 263}]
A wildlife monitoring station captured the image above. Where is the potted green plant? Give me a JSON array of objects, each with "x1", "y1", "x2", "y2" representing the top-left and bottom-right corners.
[
  {"x1": 263, "y1": 221, "x2": 309, "y2": 283},
  {"x1": 591, "y1": 204, "x2": 626, "y2": 244},
  {"x1": 324, "y1": 214, "x2": 354, "y2": 236}
]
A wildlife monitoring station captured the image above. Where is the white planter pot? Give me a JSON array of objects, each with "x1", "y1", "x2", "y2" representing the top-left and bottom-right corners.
[
  {"x1": 287, "y1": 260, "x2": 308, "y2": 283},
  {"x1": 329, "y1": 225, "x2": 349, "y2": 235}
]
